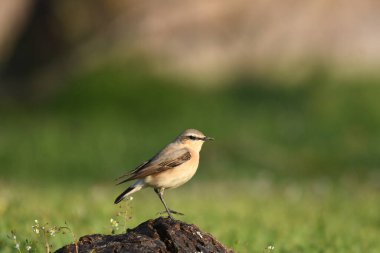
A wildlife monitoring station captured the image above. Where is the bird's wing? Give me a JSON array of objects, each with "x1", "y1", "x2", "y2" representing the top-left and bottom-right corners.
[
  {"x1": 116, "y1": 147, "x2": 191, "y2": 184},
  {"x1": 114, "y1": 160, "x2": 151, "y2": 182}
]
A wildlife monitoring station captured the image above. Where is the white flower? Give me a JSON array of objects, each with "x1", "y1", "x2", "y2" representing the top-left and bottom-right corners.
[
  {"x1": 34, "y1": 220, "x2": 38, "y2": 224},
  {"x1": 15, "y1": 243, "x2": 20, "y2": 250},
  {"x1": 49, "y1": 228, "x2": 56, "y2": 237},
  {"x1": 110, "y1": 218, "x2": 118, "y2": 226},
  {"x1": 32, "y1": 226, "x2": 40, "y2": 234},
  {"x1": 110, "y1": 217, "x2": 119, "y2": 231},
  {"x1": 26, "y1": 245, "x2": 32, "y2": 251},
  {"x1": 267, "y1": 245, "x2": 275, "y2": 250}
]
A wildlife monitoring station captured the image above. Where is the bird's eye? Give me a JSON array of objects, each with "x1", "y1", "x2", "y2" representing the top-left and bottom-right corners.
[{"x1": 189, "y1": 135, "x2": 196, "y2": 140}]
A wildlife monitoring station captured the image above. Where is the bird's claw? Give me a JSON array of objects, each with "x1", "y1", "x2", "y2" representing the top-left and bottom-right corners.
[{"x1": 157, "y1": 209, "x2": 184, "y2": 218}]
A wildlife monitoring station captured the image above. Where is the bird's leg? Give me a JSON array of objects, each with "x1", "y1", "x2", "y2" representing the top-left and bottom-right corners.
[
  {"x1": 155, "y1": 188, "x2": 173, "y2": 219},
  {"x1": 154, "y1": 188, "x2": 184, "y2": 218}
]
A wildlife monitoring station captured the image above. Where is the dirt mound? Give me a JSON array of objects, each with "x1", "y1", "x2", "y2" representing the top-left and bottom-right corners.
[{"x1": 55, "y1": 217, "x2": 233, "y2": 253}]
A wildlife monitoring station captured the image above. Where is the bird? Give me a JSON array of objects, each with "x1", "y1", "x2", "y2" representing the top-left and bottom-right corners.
[{"x1": 114, "y1": 129, "x2": 213, "y2": 219}]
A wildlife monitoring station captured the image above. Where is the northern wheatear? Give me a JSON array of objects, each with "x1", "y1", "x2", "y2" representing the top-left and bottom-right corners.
[{"x1": 114, "y1": 129, "x2": 213, "y2": 218}]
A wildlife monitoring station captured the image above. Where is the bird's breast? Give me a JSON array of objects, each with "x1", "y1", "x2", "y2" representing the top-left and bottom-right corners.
[{"x1": 145, "y1": 152, "x2": 199, "y2": 189}]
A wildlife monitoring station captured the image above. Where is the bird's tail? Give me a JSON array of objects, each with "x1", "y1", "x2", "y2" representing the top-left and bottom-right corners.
[{"x1": 114, "y1": 180, "x2": 145, "y2": 204}]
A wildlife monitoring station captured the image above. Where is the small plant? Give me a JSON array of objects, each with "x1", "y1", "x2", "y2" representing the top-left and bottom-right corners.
[
  {"x1": 61, "y1": 222, "x2": 79, "y2": 253},
  {"x1": 109, "y1": 218, "x2": 119, "y2": 234},
  {"x1": 109, "y1": 196, "x2": 133, "y2": 234},
  {"x1": 116, "y1": 196, "x2": 133, "y2": 233},
  {"x1": 31, "y1": 219, "x2": 78, "y2": 253},
  {"x1": 7, "y1": 231, "x2": 33, "y2": 253},
  {"x1": 9, "y1": 231, "x2": 21, "y2": 253},
  {"x1": 32, "y1": 219, "x2": 55, "y2": 253}
]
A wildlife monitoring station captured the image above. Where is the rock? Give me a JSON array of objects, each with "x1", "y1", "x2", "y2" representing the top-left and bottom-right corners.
[{"x1": 55, "y1": 217, "x2": 234, "y2": 253}]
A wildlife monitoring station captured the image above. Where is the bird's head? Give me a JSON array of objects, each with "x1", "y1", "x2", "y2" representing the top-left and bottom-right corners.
[{"x1": 176, "y1": 129, "x2": 214, "y2": 152}]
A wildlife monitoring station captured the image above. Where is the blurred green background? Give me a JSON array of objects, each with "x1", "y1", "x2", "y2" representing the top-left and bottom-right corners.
[
  {"x1": 2, "y1": 62, "x2": 380, "y2": 184},
  {"x1": 0, "y1": 1, "x2": 379, "y2": 252}
]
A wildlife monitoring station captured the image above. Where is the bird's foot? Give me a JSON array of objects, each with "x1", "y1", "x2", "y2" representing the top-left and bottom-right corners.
[
  {"x1": 157, "y1": 209, "x2": 184, "y2": 218},
  {"x1": 168, "y1": 209, "x2": 184, "y2": 216}
]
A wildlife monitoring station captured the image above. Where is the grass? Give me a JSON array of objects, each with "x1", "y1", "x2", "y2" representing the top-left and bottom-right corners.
[
  {"x1": 1, "y1": 60, "x2": 380, "y2": 252},
  {"x1": 1, "y1": 180, "x2": 379, "y2": 253}
]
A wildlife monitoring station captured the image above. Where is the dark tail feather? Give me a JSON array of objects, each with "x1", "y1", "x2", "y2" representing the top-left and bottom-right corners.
[
  {"x1": 116, "y1": 178, "x2": 130, "y2": 186},
  {"x1": 114, "y1": 186, "x2": 134, "y2": 204}
]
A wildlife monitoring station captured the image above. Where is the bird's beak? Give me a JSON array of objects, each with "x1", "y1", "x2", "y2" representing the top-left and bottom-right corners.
[{"x1": 204, "y1": 136, "x2": 214, "y2": 141}]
